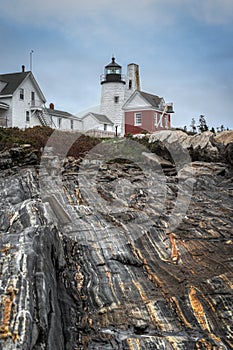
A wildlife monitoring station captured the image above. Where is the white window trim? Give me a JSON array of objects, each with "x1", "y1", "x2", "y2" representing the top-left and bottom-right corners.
[{"x1": 134, "y1": 112, "x2": 142, "y2": 126}]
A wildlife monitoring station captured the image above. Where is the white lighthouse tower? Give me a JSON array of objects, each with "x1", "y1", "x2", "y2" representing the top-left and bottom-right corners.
[{"x1": 100, "y1": 57, "x2": 126, "y2": 135}]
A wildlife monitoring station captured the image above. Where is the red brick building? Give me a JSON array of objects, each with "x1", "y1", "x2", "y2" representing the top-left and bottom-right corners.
[{"x1": 123, "y1": 90, "x2": 174, "y2": 135}]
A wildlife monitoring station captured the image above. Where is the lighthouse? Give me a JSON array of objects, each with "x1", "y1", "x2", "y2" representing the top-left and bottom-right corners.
[{"x1": 100, "y1": 57, "x2": 126, "y2": 135}]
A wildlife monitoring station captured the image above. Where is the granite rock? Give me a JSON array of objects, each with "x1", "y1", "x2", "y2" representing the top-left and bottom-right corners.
[{"x1": 0, "y1": 131, "x2": 233, "y2": 350}]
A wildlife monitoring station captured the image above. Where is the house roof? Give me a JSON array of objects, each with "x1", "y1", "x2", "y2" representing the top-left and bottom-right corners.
[
  {"x1": 88, "y1": 113, "x2": 114, "y2": 125},
  {"x1": 0, "y1": 72, "x2": 30, "y2": 95},
  {"x1": 138, "y1": 91, "x2": 164, "y2": 108},
  {"x1": 46, "y1": 108, "x2": 80, "y2": 120},
  {"x1": 0, "y1": 71, "x2": 46, "y2": 102},
  {"x1": 122, "y1": 90, "x2": 165, "y2": 111},
  {"x1": 92, "y1": 113, "x2": 114, "y2": 124}
]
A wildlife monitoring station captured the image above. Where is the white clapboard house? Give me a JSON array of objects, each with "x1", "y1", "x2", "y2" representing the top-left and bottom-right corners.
[{"x1": 0, "y1": 66, "x2": 81, "y2": 130}]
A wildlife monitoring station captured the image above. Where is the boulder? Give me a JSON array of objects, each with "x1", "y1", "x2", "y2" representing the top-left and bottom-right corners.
[{"x1": 147, "y1": 130, "x2": 233, "y2": 164}]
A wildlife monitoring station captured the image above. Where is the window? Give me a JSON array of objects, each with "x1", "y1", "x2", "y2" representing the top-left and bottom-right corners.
[
  {"x1": 129, "y1": 80, "x2": 132, "y2": 89},
  {"x1": 31, "y1": 91, "x2": 35, "y2": 106},
  {"x1": 70, "y1": 119, "x2": 74, "y2": 130},
  {"x1": 104, "y1": 124, "x2": 107, "y2": 131},
  {"x1": 114, "y1": 96, "x2": 119, "y2": 103},
  {"x1": 19, "y1": 88, "x2": 24, "y2": 100},
  {"x1": 154, "y1": 112, "x2": 158, "y2": 126},
  {"x1": 106, "y1": 67, "x2": 120, "y2": 74},
  {"x1": 26, "y1": 111, "x2": 30, "y2": 122},
  {"x1": 134, "y1": 112, "x2": 142, "y2": 126},
  {"x1": 58, "y1": 117, "x2": 62, "y2": 128}
]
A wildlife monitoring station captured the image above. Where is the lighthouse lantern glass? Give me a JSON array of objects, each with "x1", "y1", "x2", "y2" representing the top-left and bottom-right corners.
[{"x1": 106, "y1": 67, "x2": 121, "y2": 75}]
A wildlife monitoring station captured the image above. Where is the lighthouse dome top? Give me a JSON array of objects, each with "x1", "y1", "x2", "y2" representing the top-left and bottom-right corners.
[{"x1": 105, "y1": 57, "x2": 122, "y2": 70}]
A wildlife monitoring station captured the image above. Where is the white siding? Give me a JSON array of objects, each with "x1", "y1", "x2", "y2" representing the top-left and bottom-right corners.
[
  {"x1": 82, "y1": 114, "x2": 114, "y2": 132},
  {"x1": 12, "y1": 76, "x2": 45, "y2": 128},
  {"x1": 73, "y1": 118, "x2": 83, "y2": 131},
  {"x1": 47, "y1": 115, "x2": 82, "y2": 131},
  {"x1": 83, "y1": 114, "x2": 100, "y2": 131},
  {"x1": 100, "y1": 82, "x2": 125, "y2": 135},
  {"x1": 124, "y1": 93, "x2": 151, "y2": 110}
]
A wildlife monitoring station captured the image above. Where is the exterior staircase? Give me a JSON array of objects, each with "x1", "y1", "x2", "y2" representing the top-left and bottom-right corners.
[{"x1": 37, "y1": 110, "x2": 51, "y2": 126}]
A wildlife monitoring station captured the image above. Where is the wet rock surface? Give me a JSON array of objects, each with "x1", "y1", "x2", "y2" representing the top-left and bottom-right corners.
[{"x1": 0, "y1": 131, "x2": 233, "y2": 349}]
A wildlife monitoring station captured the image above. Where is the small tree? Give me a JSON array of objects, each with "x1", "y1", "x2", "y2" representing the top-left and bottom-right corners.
[
  {"x1": 190, "y1": 118, "x2": 197, "y2": 133},
  {"x1": 198, "y1": 115, "x2": 208, "y2": 133},
  {"x1": 210, "y1": 127, "x2": 215, "y2": 133}
]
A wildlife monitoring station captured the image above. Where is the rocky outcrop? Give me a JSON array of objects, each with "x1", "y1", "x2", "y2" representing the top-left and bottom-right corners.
[
  {"x1": 0, "y1": 145, "x2": 39, "y2": 170},
  {"x1": 143, "y1": 129, "x2": 233, "y2": 164},
  {"x1": 0, "y1": 131, "x2": 233, "y2": 349},
  {"x1": 0, "y1": 166, "x2": 65, "y2": 349}
]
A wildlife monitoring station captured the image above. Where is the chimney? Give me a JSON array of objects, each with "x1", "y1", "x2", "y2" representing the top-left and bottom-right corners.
[
  {"x1": 49, "y1": 103, "x2": 54, "y2": 110},
  {"x1": 22, "y1": 65, "x2": 25, "y2": 72}
]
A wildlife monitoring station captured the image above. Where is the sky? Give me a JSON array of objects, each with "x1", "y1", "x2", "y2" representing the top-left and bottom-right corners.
[{"x1": 0, "y1": 0, "x2": 233, "y2": 130}]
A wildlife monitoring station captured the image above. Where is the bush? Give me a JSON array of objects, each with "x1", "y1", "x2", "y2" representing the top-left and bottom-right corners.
[
  {"x1": 125, "y1": 133, "x2": 133, "y2": 139},
  {"x1": 0, "y1": 126, "x2": 53, "y2": 152},
  {"x1": 0, "y1": 127, "x2": 102, "y2": 160}
]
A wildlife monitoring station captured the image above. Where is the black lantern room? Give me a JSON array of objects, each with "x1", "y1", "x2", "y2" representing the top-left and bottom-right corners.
[{"x1": 100, "y1": 57, "x2": 126, "y2": 84}]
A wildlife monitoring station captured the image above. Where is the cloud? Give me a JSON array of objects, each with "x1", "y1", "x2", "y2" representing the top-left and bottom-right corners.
[
  {"x1": 0, "y1": 0, "x2": 162, "y2": 47},
  {"x1": 187, "y1": 0, "x2": 233, "y2": 25},
  {"x1": 1, "y1": 0, "x2": 232, "y2": 47},
  {"x1": 0, "y1": 0, "x2": 155, "y2": 24},
  {"x1": 1, "y1": 0, "x2": 232, "y2": 130},
  {"x1": 1, "y1": 0, "x2": 233, "y2": 28}
]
